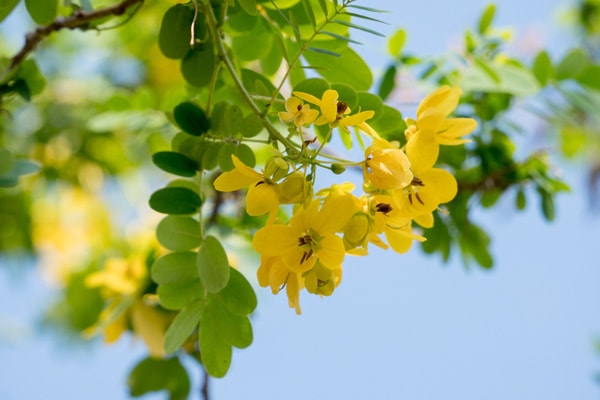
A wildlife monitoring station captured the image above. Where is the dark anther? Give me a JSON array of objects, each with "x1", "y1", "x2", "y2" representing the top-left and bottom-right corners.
[
  {"x1": 297, "y1": 104, "x2": 303, "y2": 111},
  {"x1": 298, "y1": 234, "x2": 313, "y2": 246},
  {"x1": 336, "y1": 101, "x2": 348, "y2": 115},
  {"x1": 415, "y1": 192, "x2": 425, "y2": 205},
  {"x1": 408, "y1": 193, "x2": 413, "y2": 205},
  {"x1": 411, "y1": 176, "x2": 425, "y2": 186},
  {"x1": 376, "y1": 203, "x2": 393, "y2": 215}
]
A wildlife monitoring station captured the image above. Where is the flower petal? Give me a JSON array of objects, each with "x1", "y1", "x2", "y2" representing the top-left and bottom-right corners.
[
  {"x1": 420, "y1": 168, "x2": 457, "y2": 204},
  {"x1": 321, "y1": 89, "x2": 339, "y2": 122},
  {"x1": 253, "y1": 225, "x2": 297, "y2": 256},
  {"x1": 416, "y1": 86, "x2": 461, "y2": 119},
  {"x1": 406, "y1": 128, "x2": 439, "y2": 174},
  {"x1": 312, "y1": 195, "x2": 355, "y2": 235},
  {"x1": 340, "y1": 110, "x2": 375, "y2": 127},
  {"x1": 293, "y1": 91, "x2": 322, "y2": 106},
  {"x1": 317, "y1": 235, "x2": 345, "y2": 269},
  {"x1": 246, "y1": 181, "x2": 279, "y2": 216}
]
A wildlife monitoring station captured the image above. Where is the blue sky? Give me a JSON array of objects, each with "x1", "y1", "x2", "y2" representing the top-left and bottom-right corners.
[{"x1": 2, "y1": 0, "x2": 600, "y2": 399}]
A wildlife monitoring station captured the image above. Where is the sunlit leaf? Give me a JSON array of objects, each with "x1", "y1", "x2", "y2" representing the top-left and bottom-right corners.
[
  {"x1": 152, "y1": 251, "x2": 199, "y2": 285},
  {"x1": 157, "y1": 279, "x2": 204, "y2": 310},
  {"x1": 215, "y1": 267, "x2": 257, "y2": 315},
  {"x1": 199, "y1": 301, "x2": 233, "y2": 377},
  {"x1": 304, "y1": 45, "x2": 372, "y2": 90},
  {"x1": 532, "y1": 50, "x2": 553, "y2": 86},
  {"x1": 197, "y1": 236, "x2": 230, "y2": 293},
  {"x1": 387, "y1": 29, "x2": 406, "y2": 57},
  {"x1": 378, "y1": 65, "x2": 396, "y2": 100},
  {"x1": 164, "y1": 299, "x2": 204, "y2": 354},
  {"x1": 238, "y1": 0, "x2": 258, "y2": 15},
  {"x1": 156, "y1": 216, "x2": 202, "y2": 251},
  {"x1": 478, "y1": 4, "x2": 496, "y2": 34}
]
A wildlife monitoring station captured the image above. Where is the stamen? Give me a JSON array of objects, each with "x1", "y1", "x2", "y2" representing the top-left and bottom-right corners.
[
  {"x1": 376, "y1": 203, "x2": 393, "y2": 215},
  {"x1": 411, "y1": 177, "x2": 425, "y2": 187},
  {"x1": 297, "y1": 104, "x2": 303, "y2": 111},
  {"x1": 336, "y1": 101, "x2": 348, "y2": 115},
  {"x1": 415, "y1": 192, "x2": 425, "y2": 205},
  {"x1": 408, "y1": 193, "x2": 413, "y2": 205}
]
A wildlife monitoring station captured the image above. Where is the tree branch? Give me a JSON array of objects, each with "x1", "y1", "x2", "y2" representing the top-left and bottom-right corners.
[{"x1": 3, "y1": 0, "x2": 144, "y2": 79}]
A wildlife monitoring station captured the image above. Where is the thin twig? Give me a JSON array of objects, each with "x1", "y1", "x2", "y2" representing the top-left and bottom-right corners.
[
  {"x1": 201, "y1": 366, "x2": 210, "y2": 400},
  {"x1": 2, "y1": 0, "x2": 144, "y2": 80}
]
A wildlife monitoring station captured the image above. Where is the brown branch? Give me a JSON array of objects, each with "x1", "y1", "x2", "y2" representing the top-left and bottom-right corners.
[{"x1": 3, "y1": 0, "x2": 144, "y2": 78}]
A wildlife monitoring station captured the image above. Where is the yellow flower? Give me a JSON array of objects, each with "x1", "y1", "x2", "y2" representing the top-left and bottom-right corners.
[
  {"x1": 363, "y1": 139, "x2": 413, "y2": 191},
  {"x1": 304, "y1": 261, "x2": 342, "y2": 296},
  {"x1": 405, "y1": 86, "x2": 477, "y2": 164},
  {"x1": 392, "y1": 170, "x2": 457, "y2": 218},
  {"x1": 293, "y1": 89, "x2": 375, "y2": 133},
  {"x1": 86, "y1": 257, "x2": 146, "y2": 296},
  {"x1": 214, "y1": 154, "x2": 279, "y2": 216},
  {"x1": 278, "y1": 96, "x2": 319, "y2": 129},
  {"x1": 257, "y1": 255, "x2": 304, "y2": 314},
  {"x1": 253, "y1": 195, "x2": 354, "y2": 273},
  {"x1": 368, "y1": 195, "x2": 424, "y2": 254}
]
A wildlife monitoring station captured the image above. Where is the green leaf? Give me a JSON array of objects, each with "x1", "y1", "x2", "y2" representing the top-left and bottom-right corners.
[
  {"x1": 293, "y1": 77, "x2": 330, "y2": 98},
  {"x1": 303, "y1": 45, "x2": 372, "y2": 90},
  {"x1": 19, "y1": 59, "x2": 46, "y2": 97},
  {"x1": 232, "y1": 22, "x2": 273, "y2": 61},
  {"x1": 0, "y1": 0, "x2": 20, "y2": 23},
  {"x1": 331, "y1": 19, "x2": 385, "y2": 37},
  {"x1": 538, "y1": 188, "x2": 555, "y2": 221},
  {"x1": 215, "y1": 267, "x2": 257, "y2": 315},
  {"x1": 241, "y1": 114, "x2": 264, "y2": 137},
  {"x1": 357, "y1": 91, "x2": 383, "y2": 121},
  {"x1": 300, "y1": 0, "x2": 316, "y2": 27},
  {"x1": 575, "y1": 65, "x2": 600, "y2": 90},
  {"x1": 157, "y1": 279, "x2": 204, "y2": 310},
  {"x1": 555, "y1": 48, "x2": 589, "y2": 81},
  {"x1": 238, "y1": 0, "x2": 257, "y2": 15},
  {"x1": 532, "y1": 50, "x2": 553, "y2": 86},
  {"x1": 127, "y1": 357, "x2": 190, "y2": 400},
  {"x1": 307, "y1": 47, "x2": 341, "y2": 57},
  {"x1": 156, "y1": 216, "x2": 202, "y2": 251},
  {"x1": 378, "y1": 65, "x2": 396, "y2": 100},
  {"x1": 152, "y1": 151, "x2": 199, "y2": 177},
  {"x1": 173, "y1": 102, "x2": 210, "y2": 136},
  {"x1": 199, "y1": 302, "x2": 233, "y2": 377},
  {"x1": 0, "y1": 149, "x2": 14, "y2": 175},
  {"x1": 515, "y1": 188, "x2": 526, "y2": 210},
  {"x1": 317, "y1": 31, "x2": 361, "y2": 45},
  {"x1": 149, "y1": 187, "x2": 202, "y2": 215},
  {"x1": 260, "y1": 37, "x2": 284, "y2": 75},
  {"x1": 181, "y1": 45, "x2": 215, "y2": 88},
  {"x1": 152, "y1": 251, "x2": 199, "y2": 285},
  {"x1": 25, "y1": 0, "x2": 58, "y2": 25},
  {"x1": 164, "y1": 299, "x2": 204, "y2": 354},
  {"x1": 217, "y1": 143, "x2": 237, "y2": 171},
  {"x1": 235, "y1": 143, "x2": 256, "y2": 167},
  {"x1": 208, "y1": 297, "x2": 253, "y2": 348},
  {"x1": 158, "y1": 4, "x2": 193, "y2": 59},
  {"x1": 478, "y1": 4, "x2": 495, "y2": 34},
  {"x1": 459, "y1": 62, "x2": 539, "y2": 96},
  {"x1": 197, "y1": 235, "x2": 231, "y2": 293},
  {"x1": 369, "y1": 105, "x2": 404, "y2": 137},
  {"x1": 387, "y1": 29, "x2": 406, "y2": 56},
  {"x1": 331, "y1": 83, "x2": 358, "y2": 110}
]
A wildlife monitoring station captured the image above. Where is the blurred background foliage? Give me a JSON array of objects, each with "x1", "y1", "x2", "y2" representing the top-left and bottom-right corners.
[{"x1": 1, "y1": 0, "x2": 600, "y2": 398}]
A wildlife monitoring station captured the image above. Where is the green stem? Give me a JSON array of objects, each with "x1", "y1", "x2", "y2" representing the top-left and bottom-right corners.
[
  {"x1": 263, "y1": 0, "x2": 350, "y2": 115},
  {"x1": 203, "y1": 0, "x2": 299, "y2": 153}
]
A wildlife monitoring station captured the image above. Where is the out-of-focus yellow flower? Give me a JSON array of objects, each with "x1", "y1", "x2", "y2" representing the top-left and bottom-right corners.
[
  {"x1": 278, "y1": 97, "x2": 319, "y2": 129},
  {"x1": 84, "y1": 253, "x2": 169, "y2": 358},
  {"x1": 363, "y1": 139, "x2": 413, "y2": 190}
]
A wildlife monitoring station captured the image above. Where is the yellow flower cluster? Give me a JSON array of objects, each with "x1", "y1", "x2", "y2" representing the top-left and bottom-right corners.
[{"x1": 214, "y1": 86, "x2": 476, "y2": 314}]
